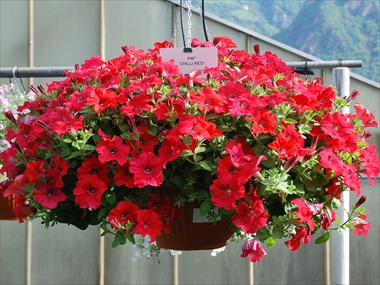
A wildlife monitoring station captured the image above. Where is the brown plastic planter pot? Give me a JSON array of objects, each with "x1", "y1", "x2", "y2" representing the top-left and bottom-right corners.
[
  {"x1": 156, "y1": 204, "x2": 233, "y2": 250},
  {"x1": 0, "y1": 196, "x2": 17, "y2": 220}
]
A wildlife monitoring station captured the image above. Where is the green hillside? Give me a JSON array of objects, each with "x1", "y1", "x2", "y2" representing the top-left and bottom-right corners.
[{"x1": 203, "y1": 0, "x2": 379, "y2": 82}]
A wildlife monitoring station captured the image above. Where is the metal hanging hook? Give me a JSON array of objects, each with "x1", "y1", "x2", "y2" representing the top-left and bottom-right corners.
[
  {"x1": 201, "y1": 0, "x2": 209, "y2": 42},
  {"x1": 185, "y1": 0, "x2": 192, "y2": 47},
  {"x1": 179, "y1": 0, "x2": 186, "y2": 48},
  {"x1": 12, "y1": 66, "x2": 27, "y2": 93}
]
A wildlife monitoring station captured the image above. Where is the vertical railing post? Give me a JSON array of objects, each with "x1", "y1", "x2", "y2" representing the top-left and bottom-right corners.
[
  {"x1": 321, "y1": 68, "x2": 331, "y2": 285},
  {"x1": 26, "y1": 1, "x2": 34, "y2": 284},
  {"x1": 331, "y1": 67, "x2": 350, "y2": 285},
  {"x1": 99, "y1": 1, "x2": 106, "y2": 284}
]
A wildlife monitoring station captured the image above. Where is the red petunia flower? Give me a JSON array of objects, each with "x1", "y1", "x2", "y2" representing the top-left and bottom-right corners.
[
  {"x1": 248, "y1": 109, "x2": 277, "y2": 136},
  {"x1": 96, "y1": 133, "x2": 131, "y2": 166},
  {"x1": 189, "y1": 86, "x2": 225, "y2": 113},
  {"x1": 319, "y1": 148, "x2": 345, "y2": 176},
  {"x1": 291, "y1": 198, "x2": 320, "y2": 231},
  {"x1": 326, "y1": 180, "x2": 342, "y2": 200},
  {"x1": 158, "y1": 140, "x2": 181, "y2": 163},
  {"x1": 11, "y1": 193, "x2": 34, "y2": 222},
  {"x1": 39, "y1": 107, "x2": 83, "y2": 136},
  {"x1": 232, "y1": 197, "x2": 269, "y2": 234},
  {"x1": 353, "y1": 214, "x2": 371, "y2": 236},
  {"x1": 77, "y1": 156, "x2": 110, "y2": 183},
  {"x1": 3, "y1": 174, "x2": 29, "y2": 197},
  {"x1": 210, "y1": 175, "x2": 245, "y2": 211},
  {"x1": 321, "y1": 112, "x2": 358, "y2": 153},
  {"x1": 73, "y1": 174, "x2": 108, "y2": 209},
  {"x1": 342, "y1": 164, "x2": 361, "y2": 196},
  {"x1": 135, "y1": 209, "x2": 163, "y2": 242},
  {"x1": 120, "y1": 94, "x2": 152, "y2": 118},
  {"x1": 228, "y1": 95, "x2": 259, "y2": 117},
  {"x1": 129, "y1": 152, "x2": 165, "y2": 188},
  {"x1": 360, "y1": 144, "x2": 380, "y2": 185},
  {"x1": 321, "y1": 209, "x2": 336, "y2": 230},
  {"x1": 268, "y1": 124, "x2": 304, "y2": 160},
  {"x1": 285, "y1": 227, "x2": 312, "y2": 251},
  {"x1": 108, "y1": 200, "x2": 140, "y2": 229},
  {"x1": 114, "y1": 165, "x2": 135, "y2": 188},
  {"x1": 33, "y1": 184, "x2": 67, "y2": 209},
  {"x1": 354, "y1": 104, "x2": 378, "y2": 128},
  {"x1": 216, "y1": 156, "x2": 259, "y2": 185},
  {"x1": 87, "y1": 87, "x2": 120, "y2": 114},
  {"x1": 147, "y1": 194, "x2": 174, "y2": 234},
  {"x1": 177, "y1": 116, "x2": 222, "y2": 142}
]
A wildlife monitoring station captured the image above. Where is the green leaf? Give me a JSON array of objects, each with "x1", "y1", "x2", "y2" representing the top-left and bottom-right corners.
[
  {"x1": 194, "y1": 145, "x2": 206, "y2": 154},
  {"x1": 179, "y1": 150, "x2": 193, "y2": 158},
  {"x1": 112, "y1": 232, "x2": 126, "y2": 248},
  {"x1": 82, "y1": 144, "x2": 96, "y2": 151},
  {"x1": 200, "y1": 200, "x2": 212, "y2": 216},
  {"x1": 315, "y1": 231, "x2": 330, "y2": 244},
  {"x1": 181, "y1": 135, "x2": 192, "y2": 146},
  {"x1": 147, "y1": 125, "x2": 158, "y2": 136},
  {"x1": 126, "y1": 233, "x2": 135, "y2": 244},
  {"x1": 97, "y1": 208, "x2": 108, "y2": 220},
  {"x1": 272, "y1": 227, "x2": 284, "y2": 239},
  {"x1": 266, "y1": 237, "x2": 277, "y2": 247},
  {"x1": 63, "y1": 138, "x2": 72, "y2": 143},
  {"x1": 284, "y1": 118, "x2": 297, "y2": 124},
  {"x1": 65, "y1": 151, "x2": 82, "y2": 159},
  {"x1": 105, "y1": 192, "x2": 117, "y2": 205},
  {"x1": 256, "y1": 227, "x2": 270, "y2": 241},
  {"x1": 331, "y1": 198, "x2": 341, "y2": 210},
  {"x1": 198, "y1": 161, "x2": 212, "y2": 171}
]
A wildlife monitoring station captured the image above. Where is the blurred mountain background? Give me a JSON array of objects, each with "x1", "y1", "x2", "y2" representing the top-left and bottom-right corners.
[{"x1": 202, "y1": 0, "x2": 379, "y2": 82}]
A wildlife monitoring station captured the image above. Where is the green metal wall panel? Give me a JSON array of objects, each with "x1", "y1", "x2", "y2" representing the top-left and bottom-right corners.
[
  {"x1": 30, "y1": 224, "x2": 99, "y2": 285},
  {"x1": 0, "y1": 221, "x2": 27, "y2": 285},
  {"x1": 105, "y1": 237, "x2": 173, "y2": 285},
  {"x1": 179, "y1": 242, "x2": 248, "y2": 285},
  {"x1": 105, "y1": 0, "x2": 173, "y2": 57},
  {"x1": 254, "y1": 240, "x2": 324, "y2": 285},
  {"x1": 0, "y1": 1, "x2": 28, "y2": 284}
]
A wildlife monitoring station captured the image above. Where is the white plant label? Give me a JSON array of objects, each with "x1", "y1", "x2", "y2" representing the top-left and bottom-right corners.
[
  {"x1": 159, "y1": 47, "x2": 218, "y2": 74},
  {"x1": 192, "y1": 208, "x2": 221, "y2": 223}
]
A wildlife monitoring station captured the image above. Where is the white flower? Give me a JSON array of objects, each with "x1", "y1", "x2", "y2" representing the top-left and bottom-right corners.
[{"x1": 211, "y1": 246, "x2": 226, "y2": 257}]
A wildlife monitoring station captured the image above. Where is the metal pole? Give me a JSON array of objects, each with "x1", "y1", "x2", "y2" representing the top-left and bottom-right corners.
[
  {"x1": 247, "y1": 261, "x2": 254, "y2": 285},
  {"x1": 287, "y1": 60, "x2": 361, "y2": 69},
  {"x1": 321, "y1": 68, "x2": 331, "y2": 285},
  {"x1": 26, "y1": 1, "x2": 34, "y2": 285},
  {"x1": 172, "y1": 255, "x2": 179, "y2": 285},
  {"x1": 0, "y1": 67, "x2": 72, "y2": 78},
  {"x1": 331, "y1": 67, "x2": 350, "y2": 285},
  {"x1": 99, "y1": 1, "x2": 106, "y2": 285}
]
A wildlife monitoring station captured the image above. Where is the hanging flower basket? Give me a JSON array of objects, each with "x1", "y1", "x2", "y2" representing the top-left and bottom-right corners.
[
  {"x1": 156, "y1": 203, "x2": 233, "y2": 250},
  {"x1": 0, "y1": 36, "x2": 379, "y2": 262},
  {"x1": 0, "y1": 185, "x2": 30, "y2": 221}
]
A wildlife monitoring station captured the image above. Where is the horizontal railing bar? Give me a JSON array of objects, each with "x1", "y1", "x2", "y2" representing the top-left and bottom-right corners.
[
  {"x1": 0, "y1": 67, "x2": 73, "y2": 78},
  {"x1": 0, "y1": 60, "x2": 362, "y2": 78}
]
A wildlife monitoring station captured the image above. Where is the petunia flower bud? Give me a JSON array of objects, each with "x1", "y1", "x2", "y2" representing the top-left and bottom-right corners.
[
  {"x1": 354, "y1": 195, "x2": 367, "y2": 209},
  {"x1": 253, "y1": 44, "x2": 260, "y2": 55},
  {"x1": 241, "y1": 238, "x2": 266, "y2": 263}
]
